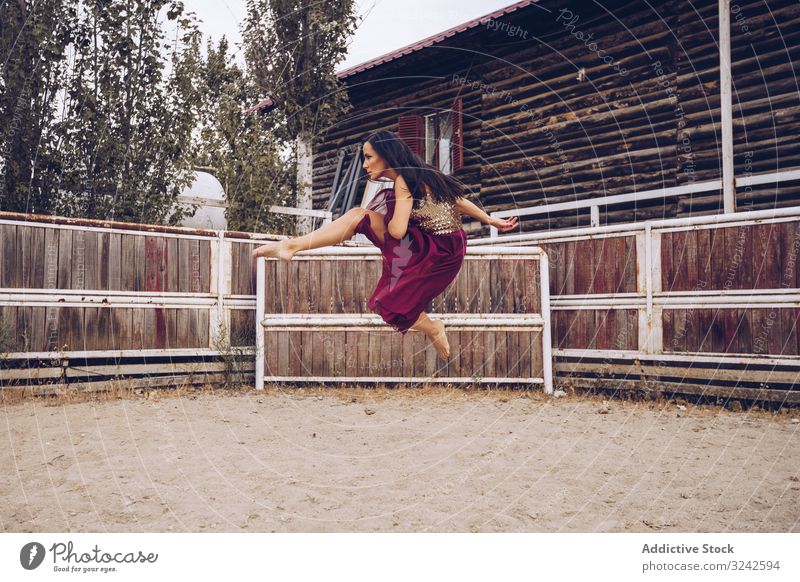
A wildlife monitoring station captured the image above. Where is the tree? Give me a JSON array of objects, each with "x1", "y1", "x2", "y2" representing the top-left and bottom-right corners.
[
  {"x1": 50, "y1": 0, "x2": 201, "y2": 224},
  {"x1": 0, "y1": 0, "x2": 72, "y2": 215},
  {"x1": 243, "y1": 0, "x2": 357, "y2": 234},
  {"x1": 2, "y1": 0, "x2": 202, "y2": 225},
  {"x1": 193, "y1": 37, "x2": 293, "y2": 234}
]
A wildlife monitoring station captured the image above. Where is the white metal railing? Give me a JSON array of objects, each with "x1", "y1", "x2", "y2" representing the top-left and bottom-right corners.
[
  {"x1": 255, "y1": 246, "x2": 553, "y2": 393},
  {"x1": 268, "y1": 205, "x2": 333, "y2": 224},
  {"x1": 488, "y1": 167, "x2": 800, "y2": 237}
]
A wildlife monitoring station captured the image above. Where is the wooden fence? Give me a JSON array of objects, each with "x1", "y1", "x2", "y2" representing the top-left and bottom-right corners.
[
  {"x1": 0, "y1": 211, "x2": 280, "y2": 389},
  {"x1": 473, "y1": 205, "x2": 800, "y2": 404},
  {"x1": 4, "y1": 205, "x2": 799, "y2": 404},
  {"x1": 255, "y1": 246, "x2": 553, "y2": 392}
]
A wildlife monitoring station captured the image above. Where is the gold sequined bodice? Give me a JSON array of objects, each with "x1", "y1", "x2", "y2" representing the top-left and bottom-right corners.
[{"x1": 409, "y1": 193, "x2": 462, "y2": 235}]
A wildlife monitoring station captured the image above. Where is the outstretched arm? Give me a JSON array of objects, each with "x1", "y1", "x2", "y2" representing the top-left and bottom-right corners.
[{"x1": 456, "y1": 196, "x2": 518, "y2": 233}]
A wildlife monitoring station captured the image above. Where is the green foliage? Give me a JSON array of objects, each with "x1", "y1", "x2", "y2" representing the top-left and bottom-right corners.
[
  {"x1": 243, "y1": 0, "x2": 357, "y2": 139},
  {"x1": 2, "y1": 0, "x2": 358, "y2": 233},
  {"x1": 1, "y1": 0, "x2": 201, "y2": 225},
  {"x1": 192, "y1": 37, "x2": 294, "y2": 234},
  {"x1": 0, "y1": 0, "x2": 73, "y2": 214},
  {"x1": 242, "y1": 0, "x2": 357, "y2": 232}
]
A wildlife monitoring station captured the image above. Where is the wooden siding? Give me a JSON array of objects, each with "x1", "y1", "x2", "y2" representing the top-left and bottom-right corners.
[{"x1": 317, "y1": 0, "x2": 800, "y2": 234}]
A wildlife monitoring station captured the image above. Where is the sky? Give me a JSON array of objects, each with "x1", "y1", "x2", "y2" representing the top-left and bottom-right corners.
[{"x1": 187, "y1": 0, "x2": 517, "y2": 72}]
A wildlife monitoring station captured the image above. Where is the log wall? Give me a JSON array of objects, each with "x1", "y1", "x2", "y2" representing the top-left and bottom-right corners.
[{"x1": 317, "y1": 0, "x2": 800, "y2": 234}]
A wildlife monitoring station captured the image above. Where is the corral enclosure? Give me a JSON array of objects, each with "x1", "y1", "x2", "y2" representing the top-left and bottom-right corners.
[{"x1": 1, "y1": 206, "x2": 799, "y2": 404}]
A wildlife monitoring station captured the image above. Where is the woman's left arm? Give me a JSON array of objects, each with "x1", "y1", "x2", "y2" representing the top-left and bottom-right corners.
[
  {"x1": 456, "y1": 196, "x2": 518, "y2": 232},
  {"x1": 387, "y1": 175, "x2": 414, "y2": 239}
]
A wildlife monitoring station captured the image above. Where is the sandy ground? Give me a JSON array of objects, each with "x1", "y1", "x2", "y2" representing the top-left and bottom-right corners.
[{"x1": 1, "y1": 385, "x2": 799, "y2": 533}]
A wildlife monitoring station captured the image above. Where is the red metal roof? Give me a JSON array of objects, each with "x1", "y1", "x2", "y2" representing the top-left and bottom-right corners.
[
  {"x1": 241, "y1": 96, "x2": 276, "y2": 117},
  {"x1": 336, "y1": 0, "x2": 540, "y2": 79}
]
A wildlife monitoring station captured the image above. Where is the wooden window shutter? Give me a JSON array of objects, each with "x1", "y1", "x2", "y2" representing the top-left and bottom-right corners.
[
  {"x1": 451, "y1": 97, "x2": 463, "y2": 172},
  {"x1": 397, "y1": 115, "x2": 424, "y2": 156}
]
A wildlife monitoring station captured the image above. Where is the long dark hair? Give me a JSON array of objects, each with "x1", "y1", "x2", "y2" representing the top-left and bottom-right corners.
[{"x1": 364, "y1": 130, "x2": 463, "y2": 205}]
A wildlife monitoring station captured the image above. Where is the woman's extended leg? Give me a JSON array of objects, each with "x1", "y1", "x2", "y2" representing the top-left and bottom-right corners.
[
  {"x1": 252, "y1": 207, "x2": 387, "y2": 261},
  {"x1": 410, "y1": 311, "x2": 450, "y2": 359}
]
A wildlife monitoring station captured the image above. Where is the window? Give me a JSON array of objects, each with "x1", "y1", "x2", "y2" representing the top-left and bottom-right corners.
[
  {"x1": 398, "y1": 97, "x2": 463, "y2": 173},
  {"x1": 424, "y1": 111, "x2": 454, "y2": 174}
]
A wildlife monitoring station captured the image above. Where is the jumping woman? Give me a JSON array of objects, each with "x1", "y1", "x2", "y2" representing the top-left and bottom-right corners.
[{"x1": 252, "y1": 130, "x2": 518, "y2": 359}]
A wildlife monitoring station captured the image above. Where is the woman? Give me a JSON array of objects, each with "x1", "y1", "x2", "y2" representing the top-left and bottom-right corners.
[{"x1": 252, "y1": 130, "x2": 518, "y2": 359}]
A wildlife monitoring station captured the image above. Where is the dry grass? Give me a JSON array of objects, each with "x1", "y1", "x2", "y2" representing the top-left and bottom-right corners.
[{"x1": 2, "y1": 379, "x2": 794, "y2": 423}]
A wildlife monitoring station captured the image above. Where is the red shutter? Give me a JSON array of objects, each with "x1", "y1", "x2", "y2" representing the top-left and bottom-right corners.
[
  {"x1": 451, "y1": 97, "x2": 463, "y2": 172},
  {"x1": 397, "y1": 115, "x2": 424, "y2": 156}
]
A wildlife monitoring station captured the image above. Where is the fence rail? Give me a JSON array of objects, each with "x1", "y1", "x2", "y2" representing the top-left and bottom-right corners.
[{"x1": 488, "y1": 166, "x2": 800, "y2": 235}]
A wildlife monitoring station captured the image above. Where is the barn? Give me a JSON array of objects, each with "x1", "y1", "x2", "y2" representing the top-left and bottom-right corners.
[{"x1": 314, "y1": 0, "x2": 800, "y2": 234}]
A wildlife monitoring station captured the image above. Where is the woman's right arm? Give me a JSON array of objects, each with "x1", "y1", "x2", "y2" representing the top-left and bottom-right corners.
[{"x1": 456, "y1": 197, "x2": 519, "y2": 232}]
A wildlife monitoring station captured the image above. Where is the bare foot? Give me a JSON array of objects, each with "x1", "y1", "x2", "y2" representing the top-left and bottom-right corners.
[
  {"x1": 428, "y1": 318, "x2": 450, "y2": 359},
  {"x1": 251, "y1": 240, "x2": 295, "y2": 262}
]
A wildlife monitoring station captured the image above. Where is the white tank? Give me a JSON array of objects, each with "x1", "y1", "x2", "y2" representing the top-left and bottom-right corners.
[{"x1": 176, "y1": 171, "x2": 227, "y2": 230}]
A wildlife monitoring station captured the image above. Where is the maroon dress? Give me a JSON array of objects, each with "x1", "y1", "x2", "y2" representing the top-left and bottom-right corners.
[{"x1": 354, "y1": 188, "x2": 467, "y2": 334}]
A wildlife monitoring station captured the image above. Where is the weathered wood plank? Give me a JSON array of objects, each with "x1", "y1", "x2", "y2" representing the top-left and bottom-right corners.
[
  {"x1": 319, "y1": 260, "x2": 332, "y2": 314},
  {"x1": 56, "y1": 228, "x2": 72, "y2": 290},
  {"x1": 83, "y1": 230, "x2": 100, "y2": 291},
  {"x1": 402, "y1": 331, "x2": 415, "y2": 377},
  {"x1": 108, "y1": 233, "x2": 123, "y2": 291},
  {"x1": 130, "y1": 308, "x2": 146, "y2": 349},
  {"x1": 42, "y1": 227, "x2": 59, "y2": 292},
  {"x1": 332, "y1": 331, "x2": 347, "y2": 376},
  {"x1": 782, "y1": 307, "x2": 799, "y2": 356},
  {"x1": 484, "y1": 328, "x2": 496, "y2": 377},
  {"x1": 97, "y1": 232, "x2": 110, "y2": 291},
  {"x1": 132, "y1": 234, "x2": 146, "y2": 292},
  {"x1": 685, "y1": 229, "x2": 699, "y2": 291},
  {"x1": 531, "y1": 331, "x2": 544, "y2": 378},
  {"x1": 0, "y1": 306, "x2": 18, "y2": 351},
  {"x1": 120, "y1": 234, "x2": 137, "y2": 291},
  {"x1": 593, "y1": 238, "x2": 607, "y2": 295},
  {"x1": 673, "y1": 231, "x2": 689, "y2": 293},
  {"x1": 277, "y1": 331, "x2": 290, "y2": 376},
  {"x1": 506, "y1": 330, "x2": 521, "y2": 377},
  {"x1": 265, "y1": 329, "x2": 279, "y2": 377},
  {"x1": 25, "y1": 226, "x2": 45, "y2": 289},
  {"x1": 109, "y1": 308, "x2": 130, "y2": 350},
  {"x1": 444, "y1": 329, "x2": 458, "y2": 377},
  {"x1": 719, "y1": 226, "x2": 738, "y2": 291},
  {"x1": 574, "y1": 239, "x2": 592, "y2": 295},
  {"x1": 301, "y1": 330, "x2": 313, "y2": 376},
  {"x1": 494, "y1": 331, "x2": 508, "y2": 377},
  {"x1": 709, "y1": 228, "x2": 725, "y2": 290},
  {"x1": 460, "y1": 329, "x2": 473, "y2": 376},
  {"x1": 696, "y1": 227, "x2": 711, "y2": 288},
  {"x1": 623, "y1": 235, "x2": 637, "y2": 293},
  {"x1": 199, "y1": 240, "x2": 211, "y2": 293},
  {"x1": 145, "y1": 237, "x2": 167, "y2": 293},
  {"x1": 0, "y1": 225, "x2": 19, "y2": 289},
  {"x1": 564, "y1": 240, "x2": 577, "y2": 295}
]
